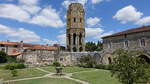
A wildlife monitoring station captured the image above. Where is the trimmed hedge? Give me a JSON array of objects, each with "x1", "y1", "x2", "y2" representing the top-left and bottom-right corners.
[
  {"x1": 4, "y1": 63, "x2": 26, "y2": 70},
  {"x1": 53, "y1": 61, "x2": 61, "y2": 67}
]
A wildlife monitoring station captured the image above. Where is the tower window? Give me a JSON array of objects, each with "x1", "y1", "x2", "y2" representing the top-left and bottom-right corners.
[
  {"x1": 74, "y1": 18, "x2": 76, "y2": 22},
  {"x1": 79, "y1": 33, "x2": 82, "y2": 45},
  {"x1": 68, "y1": 18, "x2": 70, "y2": 22},
  {"x1": 73, "y1": 33, "x2": 76, "y2": 45},
  {"x1": 140, "y1": 38, "x2": 146, "y2": 47},
  {"x1": 80, "y1": 18, "x2": 82, "y2": 23}
]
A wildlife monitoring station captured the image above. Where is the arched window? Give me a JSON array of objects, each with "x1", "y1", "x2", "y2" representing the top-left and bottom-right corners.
[
  {"x1": 73, "y1": 33, "x2": 76, "y2": 45},
  {"x1": 74, "y1": 17, "x2": 76, "y2": 22},
  {"x1": 139, "y1": 55, "x2": 150, "y2": 64},
  {"x1": 79, "y1": 33, "x2": 82, "y2": 45},
  {"x1": 68, "y1": 34, "x2": 71, "y2": 45},
  {"x1": 73, "y1": 47, "x2": 77, "y2": 52},
  {"x1": 80, "y1": 18, "x2": 82, "y2": 23},
  {"x1": 108, "y1": 57, "x2": 112, "y2": 64}
]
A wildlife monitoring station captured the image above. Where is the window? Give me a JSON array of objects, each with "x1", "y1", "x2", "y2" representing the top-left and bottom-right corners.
[
  {"x1": 140, "y1": 38, "x2": 146, "y2": 47},
  {"x1": 60, "y1": 58, "x2": 63, "y2": 61},
  {"x1": 80, "y1": 18, "x2": 82, "y2": 23},
  {"x1": 68, "y1": 18, "x2": 70, "y2": 22},
  {"x1": 0, "y1": 44, "x2": 5, "y2": 47},
  {"x1": 14, "y1": 45, "x2": 18, "y2": 48},
  {"x1": 74, "y1": 18, "x2": 76, "y2": 22},
  {"x1": 124, "y1": 40, "x2": 129, "y2": 48},
  {"x1": 108, "y1": 42, "x2": 112, "y2": 49}
]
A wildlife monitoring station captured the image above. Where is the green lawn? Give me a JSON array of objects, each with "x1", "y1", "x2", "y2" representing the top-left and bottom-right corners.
[
  {"x1": 0, "y1": 68, "x2": 47, "y2": 80},
  {"x1": 40, "y1": 66, "x2": 95, "y2": 73},
  {"x1": 72, "y1": 69, "x2": 121, "y2": 84},
  {"x1": 10, "y1": 78, "x2": 81, "y2": 84}
]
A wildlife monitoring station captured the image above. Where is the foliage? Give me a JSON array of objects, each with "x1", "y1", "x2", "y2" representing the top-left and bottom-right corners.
[
  {"x1": 4, "y1": 63, "x2": 26, "y2": 70},
  {"x1": 11, "y1": 69, "x2": 18, "y2": 77},
  {"x1": 53, "y1": 61, "x2": 61, "y2": 67},
  {"x1": 79, "y1": 55, "x2": 96, "y2": 68},
  {"x1": 0, "y1": 51, "x2": 7, "y2": 63},
  {"x1": 85, "y1": 41, "x2": 103, "y2": 52},
  {"x1": 110, "y1": 49, "x2": 150, "y2": 84},
  {"x1": 6, "y1": 56, "x2": 17, "y2": 63}
]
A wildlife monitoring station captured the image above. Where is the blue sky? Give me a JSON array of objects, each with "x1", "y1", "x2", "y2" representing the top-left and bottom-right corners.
[{"x1": 0, "y1": 0, "x2": 150, "y2": 46}]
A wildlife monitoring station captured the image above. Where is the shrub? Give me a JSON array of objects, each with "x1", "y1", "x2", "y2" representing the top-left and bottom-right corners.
[
  {"x1": 4, "y1": 64, "x2": 26, "y2": 70},
  {"x1": 95, "y1": 64, "x2": 106, "y2": 69},
  {"x1": 11, "y1": 69, "x2": 18, "y2": 77},
  {"x1": 53, "y1": 61, "x2": 61, "y2": 67},
  {"x1": 16, "y1": 64, "x2": 26, "y2": 69}
]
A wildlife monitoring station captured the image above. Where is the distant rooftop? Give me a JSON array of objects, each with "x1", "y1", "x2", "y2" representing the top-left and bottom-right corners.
[{"x1": 102, "y1": 26, "x2": 150, "y2": 39}]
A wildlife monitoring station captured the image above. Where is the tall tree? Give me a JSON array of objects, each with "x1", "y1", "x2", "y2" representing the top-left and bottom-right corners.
[
  {"x1": 85, "y1": 41, "x2": 103, "y2": 51},
  {"x1": 110, "y1": 49, "x2": 150, "y2": 84},
  {"x1": 0, "y1": 51, "x2": 7, "y2": 63}
]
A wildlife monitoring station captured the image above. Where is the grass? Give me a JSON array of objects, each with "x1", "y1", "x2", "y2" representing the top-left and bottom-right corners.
[
  {"x1": 0, "y1": 67, "x2": 47, "y2": 80},
  {"x1": 72, "y1": 69, "x2": 121, "y2": 84},
  {"x1": 40, "y1": 66, "x2": 95, "y2": 73},
  {"x1": 10, "y1": 78, "x2": 81, "y2": 84}
]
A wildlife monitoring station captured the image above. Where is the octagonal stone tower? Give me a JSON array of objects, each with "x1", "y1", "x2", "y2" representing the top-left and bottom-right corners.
[{"x1": 66, "y1": 3, "x2": 85, "y2": 52}]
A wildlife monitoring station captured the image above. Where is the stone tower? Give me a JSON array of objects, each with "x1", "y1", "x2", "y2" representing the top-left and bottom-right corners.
[{"x1": 66, "y1": 3, "x2": 85, "y2": 52}]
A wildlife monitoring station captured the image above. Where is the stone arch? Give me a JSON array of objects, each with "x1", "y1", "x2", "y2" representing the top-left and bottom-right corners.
[
  {"x1": 138, "y1": 55, "x2": 150, "y2": 64},
  {"x1": 73, "y1": 47, "x2": 77, "y2": 52},
  {"x1": 79, "y1": 33, "x2": 82, "y2": 45},
  {"x1": 73, "y1": 33, "x2": 76, "y2": 45},
  {"x1": 108, "y1": 57, "x2": 112, "y2": 64},
  {"x1": 102, "y1": 53, "x2": 113, "y2": 64},
  {"x1": 68, "y1": 34, "x2": 71, "y2": 45},
  {"x1": 79, "y1": 47, "x2": 82, "y2": 52}
]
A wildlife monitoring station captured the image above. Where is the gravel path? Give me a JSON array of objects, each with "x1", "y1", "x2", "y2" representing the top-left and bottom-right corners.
[{"x1": 4, "y1": 68, "x2": 98, "y2": 84}]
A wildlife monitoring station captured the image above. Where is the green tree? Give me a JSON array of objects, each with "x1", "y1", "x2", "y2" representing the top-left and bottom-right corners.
[
  {"x1": 79, "y1": 55, "x2": 96, "y2": 68},
  {"x1": 11, "y1": 69, "x2": 18, "y2": 77},
  {"x1": 110, "y1": 49, "x2": 150, "y2": 84},
  {"x1": 0, "y1": 51, "x2": 7, "y2": 63},
  {"x1": 96, "y1": 41, "x2": 103, "y2": 51}
]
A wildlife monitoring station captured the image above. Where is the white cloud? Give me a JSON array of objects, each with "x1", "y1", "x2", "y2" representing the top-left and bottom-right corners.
[
  {"x1": 0, "y1": 1, "x2": 64, "y2": 28},
  {"x1": 86, "y1": 17, "x2": 101, "y2": 27},
  {"x1": 43, "y1": 39, "x2": 58, "y2": 45},
  {"x1": 0, "y1": 4, "x2": 30, "y2": 22},
  {"x1": 94, "y1": 31, "x2": 114, "y2": 40},
  {"x1": 85, "y1": 27, "x2": 113, "y2": 40},
  {"x1": 113, "y1": 5, "x2": 143, "y2": 24},
  {"x1": 21, "y1": 5, "x2": 41, "y2": 14},
  {"x1": 91, "y1": 0, "x2": 103, "y2": 4},
  {"x1": 0, "y1": 24, "x2": 40, "y2": 43},
  {"x1": 57, "y1": 34, "x2": 66, "y2": 45},
  {"x1": 85, "y1": 28, "x2": 103, "y2": 37},
  {"x1": 136, "y1": 16, "x2": 150, "y2": 25},
  {"x1": 30, "y1": 6, "x2": 64, "y2": 28}
]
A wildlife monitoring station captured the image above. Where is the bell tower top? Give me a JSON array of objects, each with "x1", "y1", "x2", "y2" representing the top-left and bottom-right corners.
[{"x1": 67, "y1": 3, "x2": 85, "y2": 29}]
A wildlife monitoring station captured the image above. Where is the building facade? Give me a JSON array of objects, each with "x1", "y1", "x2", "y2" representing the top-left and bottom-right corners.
[
  {"x1": 66, "y1": 3, "x2": 85, "y2": 52},
  {"x1": 102, "y1": 26, "x2": 150, "y2": 64}
]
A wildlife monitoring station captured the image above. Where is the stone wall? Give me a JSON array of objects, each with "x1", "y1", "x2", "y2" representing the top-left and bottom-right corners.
[{"x1": 103, "y1": 31, "x2": 150, "y2": 64}]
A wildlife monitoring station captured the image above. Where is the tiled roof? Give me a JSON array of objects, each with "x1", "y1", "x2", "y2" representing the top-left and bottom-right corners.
[
  {"x1": 9, "y1": 49, "x2": 21, "y2": 56},
  {"x1": 27, "y1": 45, "x2": 58, "y2": 51},
  {"x1": 102, "y1": 26, "x2": 150, "y2": 39},
  {"x1": 0, "y1": 41, "x2": 35, "y2": 47}
]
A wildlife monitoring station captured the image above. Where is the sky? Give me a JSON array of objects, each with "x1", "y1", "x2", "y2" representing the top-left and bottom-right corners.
[{"x1": 0, "y1": 0, "x2": 150, "y2": 46}]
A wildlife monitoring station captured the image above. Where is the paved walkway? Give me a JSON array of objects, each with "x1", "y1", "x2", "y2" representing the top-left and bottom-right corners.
[{"x1": 4, "y1": 68, "x2": 98, "y2": 84}]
